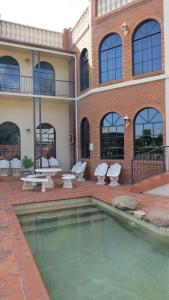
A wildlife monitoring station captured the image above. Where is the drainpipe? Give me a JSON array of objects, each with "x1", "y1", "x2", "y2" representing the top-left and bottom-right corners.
[
  {"x1": 74, "y1": 54, "x2": 78, "y2": 162},
  {"x1": 32, "y1": 50, "x2": 36, "y2": 171}
]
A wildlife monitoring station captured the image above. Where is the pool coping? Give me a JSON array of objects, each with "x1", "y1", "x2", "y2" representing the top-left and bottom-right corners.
[{"x1": 92, "y1": 198, "x2": 169, "y2": 237}]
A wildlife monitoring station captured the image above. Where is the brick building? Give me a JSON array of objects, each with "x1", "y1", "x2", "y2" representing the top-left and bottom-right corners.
[{"x1": 72, "y1": 0, "x2": 169, "y2": 183}]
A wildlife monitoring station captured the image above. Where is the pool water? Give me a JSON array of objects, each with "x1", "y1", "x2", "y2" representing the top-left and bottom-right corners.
[{"x1": 17, "y1": 200, "x2": 169, "y2": 300}]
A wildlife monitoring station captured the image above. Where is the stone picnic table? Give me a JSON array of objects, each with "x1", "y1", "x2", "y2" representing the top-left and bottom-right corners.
[{"x1": 35, "y1": 168, "x2": 62, "y2": 188}]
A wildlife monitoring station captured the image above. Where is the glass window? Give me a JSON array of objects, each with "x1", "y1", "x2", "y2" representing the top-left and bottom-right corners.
[
  {"x1": 36, "y1": 123, "x2": 56, "y2": 158},
  {"x1": 100, "y1": 112, "x2": 124, "y2": 159},
  {"x1": 0, "y1": 122, "x2": 20, "y2": 159},
  {"x1": 0, "y1": 56, "x2": 20, "y2": 92},
  {"x1": 81, "y1": 118, "x2": 90, "y2": 159},
  {"x1": 80, "y1": 49, "x2": 89, "y2": 91},
  {"x1": 34, "y1": 62, "x2": 55, "y2": 96},
  {"x1": 100, "y1": 34, "x2": 122, "y2": 83},
  {"x1": 134, "y1": 108, "x2": 163, "y2": 157},
  {"x1": 133, "y1": 20, "x2": 162, "y2": 75}
]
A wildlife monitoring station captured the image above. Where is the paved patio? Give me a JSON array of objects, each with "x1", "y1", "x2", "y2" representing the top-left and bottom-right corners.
[{"x1": 1, "y1": 176, "x2": 169, "y2": 300}]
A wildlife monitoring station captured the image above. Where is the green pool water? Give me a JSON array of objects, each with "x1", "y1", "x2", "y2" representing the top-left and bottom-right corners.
[{"x1": 17, "y1": 200, "x2": 169, "y2": 300}]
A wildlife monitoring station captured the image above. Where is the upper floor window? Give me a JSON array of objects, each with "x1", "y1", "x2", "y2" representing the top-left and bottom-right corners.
[
  {"x1": 81, "y1": 117, "x2": 90, "y2": 159},
  {"x1": 0, "y1": 56, "x2": 20, "y2": 92},
  {"x1": 133, "y1": 19, "x2": 162, "y2": 75},
  {"x1": 100, "y1": 33, "x2": 122, "y2": 83},
  {"x1": 80, "y1": 49, "x2": 89, "y2": 91},
  {"x1": 100, "y1": 112, "x2": 124, "y2": 159},
  {"x1": 34, "y1": 61, "x2": 55, "y2": 96},
  {"x1": 134, "y1": 107, "x2": 163, "y2": 157}
]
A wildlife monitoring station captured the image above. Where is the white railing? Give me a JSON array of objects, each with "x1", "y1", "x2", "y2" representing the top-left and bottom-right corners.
[
  {"x1": 97, "y1": 0, "x2": 135, "y2": 16},
  {"x1": 71, "y1": 7, "x2": 89, "y2": 44},
  {"x1": 0, "y1": 20, "x2": 64, "y2": 48}
]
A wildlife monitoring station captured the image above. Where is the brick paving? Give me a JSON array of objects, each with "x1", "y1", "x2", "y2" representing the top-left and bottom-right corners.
[{"x1": 1, "y1": 176, "x2": 169, "y2": 300}]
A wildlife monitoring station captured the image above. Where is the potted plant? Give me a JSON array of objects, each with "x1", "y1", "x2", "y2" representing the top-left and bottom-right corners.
[{"x1": 22, "y1": 156, "x2": 34, "y2": 175}]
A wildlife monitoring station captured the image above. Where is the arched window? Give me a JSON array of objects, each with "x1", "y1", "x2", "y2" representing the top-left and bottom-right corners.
[
  {"x1": 81, "y1": 118, "x2": 90, "y2": 159},
  {"x1": 100, "y1": 33, "x2": 122, "y2": 83},
  {"x1": 100, "y1": 112, "x2": 124, "y2": 159},
  {"x1": 36, "y1": 123, "x2": 56, "y2": 158},
  {"x1": 134, "y1": 108, "x2": 163, "y2": 157},
  {"x1": 0, "y1": 56, "x2": 20, "y2": 92},
  {"x1": 34, "y1": 61, "x2": 55, "y2": 96},
  {"x1": 0, "y1": 122, "x2": 20, "y2": 159},
  {"x1": 133, "y1": 19, "x2": 162, "y2": 75},
  {"x1": 80, "y1": 49, "x2": 89, "y2": 91}
]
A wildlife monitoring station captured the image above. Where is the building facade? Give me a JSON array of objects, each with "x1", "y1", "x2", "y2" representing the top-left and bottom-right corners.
[
  {"x1": 0, "y1": 0, "x2": 168, "y2": 182},
  {"x1": 0, "y1": 22, "x2": 76, "y2": 171},
  {"x1": 73, "y1": 0, "x2": 167, "y2": 183}
]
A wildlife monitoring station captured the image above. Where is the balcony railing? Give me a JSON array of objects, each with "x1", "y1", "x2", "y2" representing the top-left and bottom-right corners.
[
  {"x1": 0, "y1": 74, "x2": 75, "y2": 98},
  {"x1": 0, "y1": 20, "x2": 64, "y2": 48},
  {"x1": 71, "y1": 7, "x2": 89, "y2": 44},
  {"x1": 97, "y1": 0, "x2": 135, "y2": 16}
]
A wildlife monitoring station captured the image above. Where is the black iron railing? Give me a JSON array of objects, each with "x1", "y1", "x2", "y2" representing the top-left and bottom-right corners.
[
  {"x1": 131, "y1": 146, "x2": 169, "y2": 184},
  {"x1": 0, "y1": 74, "x2": 75, "y2": 98}
]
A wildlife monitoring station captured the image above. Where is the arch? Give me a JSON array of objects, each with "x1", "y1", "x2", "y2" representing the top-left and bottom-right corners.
[
  {"x1": 132, "y1": 19, "x2": 162, "y2": 75},
  {"x1": 36, "y1": 123, "x2": 56, "y2": 158},
  {"x1": 100, "y1": 112, "x2": 124, "y2": 159},
  {"x1": 0, "y1": 122, "x2": 21, "y2": 159},
  {"x1": 80, "y1": 48, "x2": 89, "y2": 91},
  {"x1": 99, "y1": 33, "x2": 122, "y2": 83},
  {"x1": 80, "y1": 117, "x2": 90, "y2": 159},
  {"x1": 134, "y1": 107, "x2": 163, "y2": 157},
  {"x1": 0, "y1": 56, "x2": 20, "y2": 92},
  {"x1": 34, "y1": 61, "x2": 55, "y2": 96}
]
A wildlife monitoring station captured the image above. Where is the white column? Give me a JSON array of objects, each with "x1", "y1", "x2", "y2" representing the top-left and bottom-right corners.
[{"x1": 163, "y1": 0, "x2": 169, "y2": 146}]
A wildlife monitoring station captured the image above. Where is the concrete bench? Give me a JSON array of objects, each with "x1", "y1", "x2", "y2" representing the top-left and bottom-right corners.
[
  {"x1": 62, "y1": 174, "x2": 75, "y2": 189},
  {"x1": 21, "y1": 177, "x2": 48, "y2": 192}
]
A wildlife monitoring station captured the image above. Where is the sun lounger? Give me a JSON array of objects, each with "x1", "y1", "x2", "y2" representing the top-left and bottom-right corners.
[
  {"x1": 94, "y1": 163, "x2": 108, "y2": 185},
  {"x1": 107, "y1": 163, "x2": 121, "y2": 186}
]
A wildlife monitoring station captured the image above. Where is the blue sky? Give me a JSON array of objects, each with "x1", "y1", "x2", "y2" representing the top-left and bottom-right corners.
[{"x1": 0, "y1": 0, "x2": 89, "y2": 31}]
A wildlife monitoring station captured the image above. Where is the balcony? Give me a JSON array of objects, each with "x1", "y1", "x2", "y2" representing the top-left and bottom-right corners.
[
  {"x1": 71, "y1": 7, "x2": 89, "y2": 44},
  {"x1": 0, "y1": 20, "x2": 63, "y2": 49},
  {"x1": 97, "y1": 0, "x2": 135, "y2": 16},
  {"x1": 0, "y1": 74, "x2": 75, "y2": 98}
]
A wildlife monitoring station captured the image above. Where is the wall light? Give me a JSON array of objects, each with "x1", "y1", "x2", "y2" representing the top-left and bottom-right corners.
[
  {"x1": 123, "y1": 114, "x2": 130, "y2": 128},
  {"x1": 121, "y1": 22, "x2": 129, "y2": 36}
]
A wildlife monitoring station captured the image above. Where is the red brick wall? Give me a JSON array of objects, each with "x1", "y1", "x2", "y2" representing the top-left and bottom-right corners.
[
  {"x1": 72, "y1": 0, "x2": 165, "y2": 183},
  {"x1": 90, "y1": 0, "x2": 164, "y2": 88},
  {"x1": 77, "y1": 79, "x2": 165, "y2": 183}
]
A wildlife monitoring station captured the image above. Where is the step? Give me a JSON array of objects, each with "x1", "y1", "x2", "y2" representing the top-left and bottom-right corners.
[
  {"x1": 16, "y1": 199, "x2": 93, "y2": 216},
  {"x1": 19, "y1": 206, "x2": 100, "y2": 224},
  {"x1": 21, "y1": 212, "x2": 108, "y2": 233},
  {"x1": 131, "y1": 172, "x2": 169, "y2": 193}
]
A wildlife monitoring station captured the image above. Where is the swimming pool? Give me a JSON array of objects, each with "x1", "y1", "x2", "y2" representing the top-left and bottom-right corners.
[{"x1": 16, "y1": 198, "x2": 169, "y2": 300}]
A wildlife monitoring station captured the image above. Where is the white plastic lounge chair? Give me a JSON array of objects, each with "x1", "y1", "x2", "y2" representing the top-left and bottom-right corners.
[
  {"x1": 71, "y1": 161, "x2": 82, "y2": 175},
  {"x1": 0, "y1": 159, "x2": 10, "y2": 176},
  {"x1": 94, "y1": 163, "x2": 108, "y2": 185},
  {"x1": 75, "y1": 162, "x2": 87, "y2": 181},
  {"x1": 10, "y1": 158, "x2": 22, "y2": 176},
  {"x1": 107, "y1": 163, "x2": 121, "y2": 186},
  {"x1": 36, "y1": 157, "x2": 49, "y2": 168},
  {"x1": 48, "y1": 157, "x2": 59, "y2": 168}
]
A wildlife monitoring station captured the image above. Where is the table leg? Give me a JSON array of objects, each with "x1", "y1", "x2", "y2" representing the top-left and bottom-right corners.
[
  {"x1": 45, "y1": 174, "x2": 55, "y2": 188},
  {"x1": 42, "y1": 182, "x2": 46, "y2": 192}
]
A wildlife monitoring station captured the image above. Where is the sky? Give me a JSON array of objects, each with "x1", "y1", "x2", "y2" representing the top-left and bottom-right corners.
[{"x1": 0, "y1": 0, "x2": 89, "y2": 32}]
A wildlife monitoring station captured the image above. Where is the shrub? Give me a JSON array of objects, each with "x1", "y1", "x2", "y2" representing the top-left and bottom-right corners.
[{"x1": 22, "y1": 156, "x2": 34, "y2": 170}]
